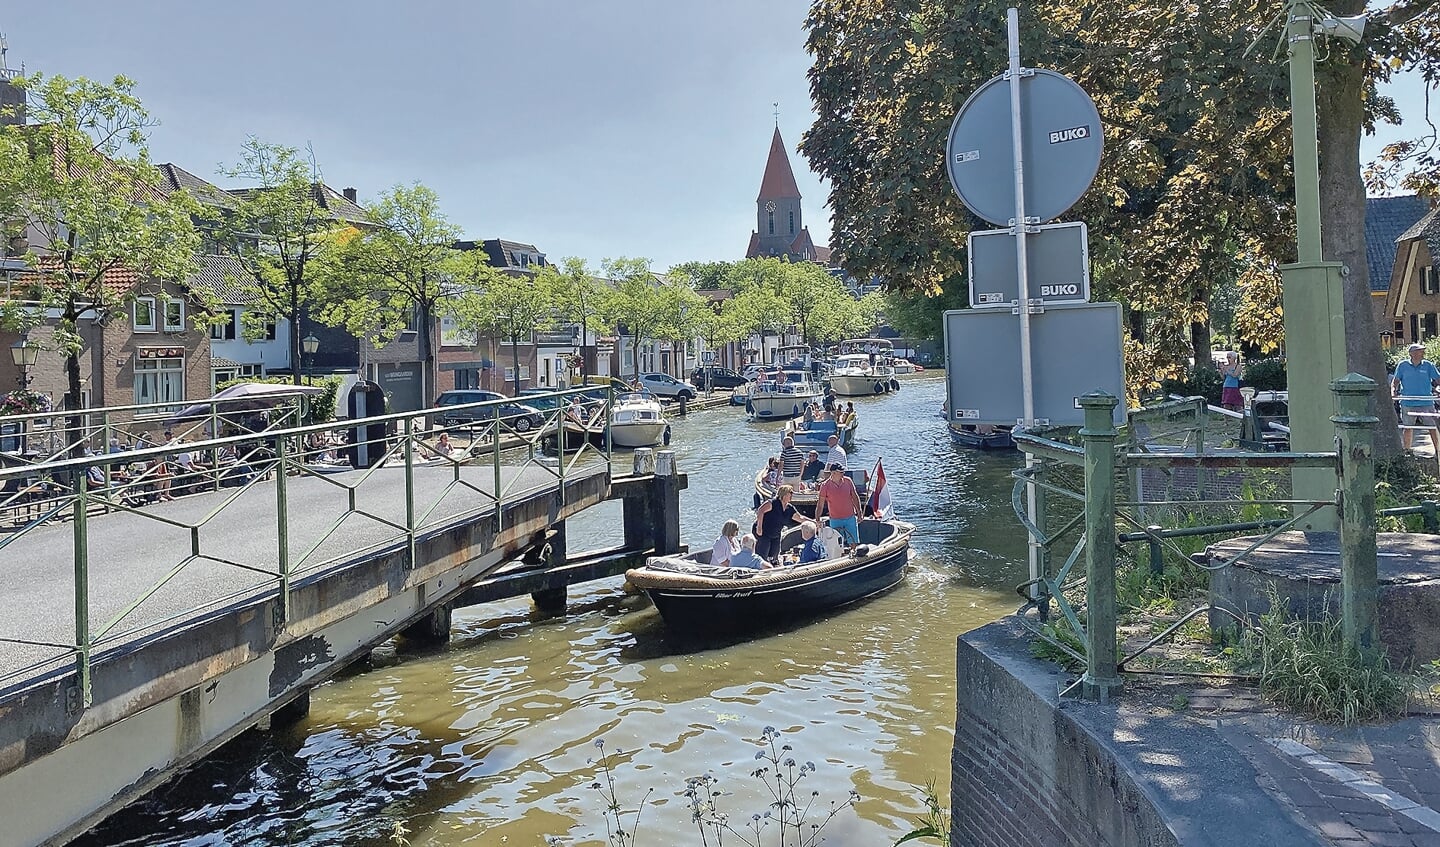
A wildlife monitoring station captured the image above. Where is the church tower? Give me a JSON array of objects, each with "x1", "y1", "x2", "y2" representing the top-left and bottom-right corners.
[{"x1": 745, "y1": 126, "x2": 826, "y2": 264}]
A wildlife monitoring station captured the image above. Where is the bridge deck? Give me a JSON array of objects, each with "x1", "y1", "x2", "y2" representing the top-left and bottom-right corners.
[{"x1": 0, "y1": 458, "x2": 606, "y2": 697}]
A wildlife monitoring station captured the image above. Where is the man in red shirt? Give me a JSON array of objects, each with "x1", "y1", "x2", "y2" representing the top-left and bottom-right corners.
[{"x1": 815, "y1": 464, "x2": 862, "y2": 546}]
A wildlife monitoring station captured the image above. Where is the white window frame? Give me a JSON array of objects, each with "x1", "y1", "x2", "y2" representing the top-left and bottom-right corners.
[
  {"x1": 210, "y1": 309, "x2": 238, "y2": 340},
  {"x1": 1423, "y1": 266, "x2": 1438, "y2": 296},
  {"x1": 164, "y1": 299, "x2": 185, "y2": 332},
  {"x1": 133, "y1": 297, "x2": 157, "y2": 332},
  {"x1": 134, "y1": 356, "x2": 185, "y2": 413}
]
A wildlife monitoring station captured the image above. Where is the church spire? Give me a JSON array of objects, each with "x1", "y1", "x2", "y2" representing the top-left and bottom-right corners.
[{"x1": 756, "y1": 126, "x2": 801, "y2": 202}]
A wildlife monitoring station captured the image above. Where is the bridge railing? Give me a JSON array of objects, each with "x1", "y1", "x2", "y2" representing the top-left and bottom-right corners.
[
  {"x1": 1013, "y1": 376, "x2": 1379, "y2": 700},
  {"x1": 0, "y1": 385, "x2": 615, "y2": 706}
]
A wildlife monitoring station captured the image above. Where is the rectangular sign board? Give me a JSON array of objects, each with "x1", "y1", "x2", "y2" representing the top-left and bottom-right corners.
[
  {"x1": 943, "y1": 301, "x2": 1125, "y2": 428},
  {"x1": 967, "y1": 221, "x2": 1091, "y2": 309}
]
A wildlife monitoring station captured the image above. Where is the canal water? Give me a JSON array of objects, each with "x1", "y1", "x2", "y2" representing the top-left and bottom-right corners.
[{"x1": 81, "y1": 376, "x2": 1027, "y2": 847}]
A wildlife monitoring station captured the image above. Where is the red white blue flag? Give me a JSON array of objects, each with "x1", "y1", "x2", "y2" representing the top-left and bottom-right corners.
[{"x1": 869, "y1": 458, "x2": 892, "y2": 519}]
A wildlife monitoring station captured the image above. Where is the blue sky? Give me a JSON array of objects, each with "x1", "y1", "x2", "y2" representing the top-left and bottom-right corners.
[{"x1": 2, "y1": 1, "x2": 1433, "y2": 271}]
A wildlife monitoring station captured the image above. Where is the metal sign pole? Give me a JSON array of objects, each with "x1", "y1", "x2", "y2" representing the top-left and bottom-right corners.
[{"x1": 1005, "y1": 7, "x2": 1042, "y2": 596}]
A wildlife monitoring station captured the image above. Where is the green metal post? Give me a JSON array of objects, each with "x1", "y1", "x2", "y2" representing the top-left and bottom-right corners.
[
  {"x1": 275, "y1": 435, "x2": 291, "y2": 624},
  {"x1": 1032, "y1": 459, "x2": 1050, "y2": 620},
  {"x1": 1079, "y1": 391, "x2": 1121, "y2": 699},
  {"x1": 1332, "y1": 374, "x2": 1379, "y2": 651},
  {"x1": 1423, "y1": 500, "x2": 1440, "y2": 534},
  {"x1": 1194, "y1": 397, "x2": 1208, "y2": 499},
  {"x1": 73, "y1": 472, "x2": 91, "y2": 709},
  {"x1": 1280, "y1": 0, "x2": 1347, "y2": 528},
  {"x1": 492, "y1": 404, "x2": 503, "y2": 532},
  {"x1": 403, "y1": 417, "x2": 416, "y2": 568}
]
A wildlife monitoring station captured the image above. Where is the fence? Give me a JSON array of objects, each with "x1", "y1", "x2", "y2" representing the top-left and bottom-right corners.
[
  {"x1": 1014, "y1": 375, "x2": 1380, "y2": 699},
  {"x1": 0, "y1": 385, "x2": 615, "y2": 707}
]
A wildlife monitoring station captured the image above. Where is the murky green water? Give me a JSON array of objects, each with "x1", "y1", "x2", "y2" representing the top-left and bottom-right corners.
[{"x1": 80, "y1": 376, "x2": 1026, "y2": 847}]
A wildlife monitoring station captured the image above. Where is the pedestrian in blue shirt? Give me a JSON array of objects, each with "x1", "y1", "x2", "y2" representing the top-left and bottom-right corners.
[{"x1": 1393, "y1": 343, "x2": 1440, "y2": 451}]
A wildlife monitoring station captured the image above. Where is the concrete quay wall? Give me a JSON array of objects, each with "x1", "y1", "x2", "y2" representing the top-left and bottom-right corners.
[{"x1": 952, "y1": 620, "x2": 1320, "y2": 847}]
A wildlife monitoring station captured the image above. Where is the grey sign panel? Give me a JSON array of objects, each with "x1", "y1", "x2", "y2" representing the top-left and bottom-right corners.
[
  {"x1": 946, "y1": 69, "x2": 1104, "y2": 226},
  {"x1": 943, "y1": 301, "x2": 1126, "y2": 428},
  {"x1": 968, "y1": 222, "x2": 1091, "y2": 308}
]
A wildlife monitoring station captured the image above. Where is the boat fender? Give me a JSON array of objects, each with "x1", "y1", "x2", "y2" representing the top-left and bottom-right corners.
[
  {"x1": 745, "y1": 398, "x2": 754, "y2": 415},
  {"x1": 890, "y1": 379, "x2": 900, "y2": 391},
  {"x1": 874, "y1": 383, "x2": 884, "y2": 394},
  {"x1": 792, "y1": 404, "x2": 800, "y2": 418}
]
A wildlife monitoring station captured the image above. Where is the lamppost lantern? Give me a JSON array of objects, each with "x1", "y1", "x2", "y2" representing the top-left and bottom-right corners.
[
  {"x1": 302, "y1": 335, "x2": 320, "y2": 355},
  {"x1": 10, "y1": 339, "x2": 39, "y2": 368}
]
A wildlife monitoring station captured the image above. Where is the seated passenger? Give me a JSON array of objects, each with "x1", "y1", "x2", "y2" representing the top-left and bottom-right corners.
[
  {"x1": 800, "y1": 450, "x2": 824, "y2": 483},
  {"x1": 729, "y1": 534, "x2": 767, "y2": 570},
  {"x1": 797, "y1": 521, "x2": 827, "y2": 564},
  {"x1": 763, "y1": 457, "x2": 782, "y2": 487},
  {"x1": 711, "y1": 519, "x2": 740, "y2": 566}
]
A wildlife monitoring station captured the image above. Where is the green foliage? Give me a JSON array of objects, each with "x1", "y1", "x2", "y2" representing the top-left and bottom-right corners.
[
  {"x1": 213, "y1": 138, "x2": 347, "y2": 386},
  {"x1": 448, "y1": 252, "x2": 555, "y2": 395},
  {"x1": 1158, "y1": 367, "x2": 1224, "y2": 406},
  {"x1": 1233, "y1": 602, "x2": 1409, "y2": 726},
  {"x1": 1241, "y1": 357, "x2": 1287, "y2": 392},
  {"x1": 882, "y1": 282, "x2": 967, "y2": 343},
  {"x1": 895, "y1": 779, "x2": 950, "y2": 845},
  {"x1": 0, "y1": 73, "x2": 202, "y2": 411},
  {"x1": 215, "y1": 374, "x2": 341, "y2": 425},
  {"x1": 1030, "y1": 620, "x2": 1085, "y2": 670},
  {"x1": 537, "y1": 258, "x2": 611, "y2": 383}
]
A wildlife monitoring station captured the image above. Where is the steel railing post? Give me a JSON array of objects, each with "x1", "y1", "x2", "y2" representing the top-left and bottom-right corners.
[
  {"x1": 1194, "y1": 397, "x2": 1208, "y2": 499},
  {"x1": 275, "y1": 434, "x2": 291, "y2": 625},
  {"x1": 1423, "y1": 500, "x2": 1440, "y2": 534},
  {"x1": 606, "y1": 385, "x2": 614, "y2": 469},
  {"x1": 1032, "y1": 459, "x2": 1050, "y2": 621},
  {"x1": 73, "y1": 472, "x2": 91, "y2": 709},
  {"x1": 404, "y1": 417, "x2": 416, "y2": 568},
  {"x1": 1079, "y1": 391, "x2": 1121, "y2": 700},
  {"x1": 492, "y1": 404, "x2": 503, "y2": 532},
  {"x1": 1332, "y1": 374, "x2": 1379, "y2": 651}
]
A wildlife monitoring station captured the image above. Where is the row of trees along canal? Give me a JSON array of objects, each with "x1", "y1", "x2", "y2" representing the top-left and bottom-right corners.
[
  {"x1": 0, "y1": 73, "x2": 883, "y2": 435},
  {"x1": 801, "y1": 0, "x2": 1440, "y2": 457}
]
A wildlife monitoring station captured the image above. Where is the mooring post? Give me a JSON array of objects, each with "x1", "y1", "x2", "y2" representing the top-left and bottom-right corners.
[
  {"x1": 1079, "y1": 391, "x2": 1121, "y2": 699},
  {"x1": 654, "y1": 449, "x2": 681, "y2": 554},
  {"x1": 1332, "y1": 373, "x2": 1379, "y2": 652}
]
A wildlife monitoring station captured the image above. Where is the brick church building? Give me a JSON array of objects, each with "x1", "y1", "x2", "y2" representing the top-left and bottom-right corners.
[{"x1": 744, "y1": 127, "x2": 832, "y2": 266}]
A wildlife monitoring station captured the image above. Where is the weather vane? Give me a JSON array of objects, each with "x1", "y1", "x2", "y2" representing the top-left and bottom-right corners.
[{"x1": 773, "y1": 102, "x2": 779, "y2": 126}]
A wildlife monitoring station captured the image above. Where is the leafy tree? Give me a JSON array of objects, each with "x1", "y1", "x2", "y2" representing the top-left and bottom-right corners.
[
  {"x1": 882, "y1": 282, "x2": 968, "y2": 344},
  {"x1": 448, "y1": 252, "x2": 555, "y2": 396},
  {"x1": 726, "y1": 284, "x2": 792, "y2": 363},
  {"x1": 667, "y1": 260, "x2": 735, "y2": 290},
  {"x1": 214, "y1": 138, "x2": 348, "y2": 385},
  {"x1": 538, "y1": 257, "x2": 610, "y2": 384},
  {"x1": 602, "y1": 257, "x2": 669, "y2": 377},
  {"x1": 317, "y1": 183, "x2": 459, "y2": 402},
  {"x1": 0, "y1": 74, "x2": 201, "y2": 427},
  {"x1": 779, "y1": 261, "x2": 852, "y2": 346},
  {"x1": 654, "y1": 274, "x2": 711, "y2": 374},
  {"x1": 803, "y1": 0, "x2": 1440, "y2": 453}
]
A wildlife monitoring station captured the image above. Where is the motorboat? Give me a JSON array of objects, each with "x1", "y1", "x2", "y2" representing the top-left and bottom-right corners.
[
  {"x1": 607, "y1": 392, "x2": 669, "y2": 448},
  {"x1": 947, "y1": 422, "x2": 1016, "y2": 450},
  {"x1": 746, "y1": 370, "x2": 822, "y2": 420},
  {"x1": 625, "y1": 518, "x2": 914, "y2": 631},
  {"x1": 827, "y1": 353, "x2": 900, "y2": 396},
  {"x1": 782, "y1": 413, "x2": 857, "y2": 451},
  {"x1": 730, "y1": 383, "x2": 751, "y2": 406},
  {"x1": 754, "y1": 465, "x2": 869, "y2": 517},
  {"x1": 892, "y1": 358, "x2": 916, "y2": 375}
]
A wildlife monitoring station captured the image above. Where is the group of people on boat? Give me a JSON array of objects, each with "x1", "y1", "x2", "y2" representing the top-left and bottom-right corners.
[{"x1": 718, "y1": 454, "x2": 867, "y2": 569}]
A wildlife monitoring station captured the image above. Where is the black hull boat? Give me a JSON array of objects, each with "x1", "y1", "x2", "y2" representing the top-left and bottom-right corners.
[
  {"x1": 947, "y1": 423, "x2": 1015, "y2": 450},
  {"x1": 625, "y1": 518, "x2": 914, "y2": 631}
]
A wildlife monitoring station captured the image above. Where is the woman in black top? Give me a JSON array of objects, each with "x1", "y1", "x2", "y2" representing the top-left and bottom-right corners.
[{"x1": 754, "y1": 484, "x2": 802, "y2": 563}]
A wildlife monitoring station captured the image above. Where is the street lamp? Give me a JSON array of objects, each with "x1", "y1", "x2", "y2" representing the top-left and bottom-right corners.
[
  {"x1": 302, "y1": 334, "x2": 320, "y2": 383},
  {"x1": 10, "y1": 338, "x2": 39, "y2": 387}
]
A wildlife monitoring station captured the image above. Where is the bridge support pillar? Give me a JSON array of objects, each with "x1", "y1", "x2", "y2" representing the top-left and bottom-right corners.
[
  {"x1": 403, "y1": 603, "x2": 453, "y2": 644},
  {"x1": 621, "y1": 450, "x2": 681, "y2": 555},
  {"x1": 271, "y1": 690, "x2": 310, "y2": 727},
  {"x1": 531, "y1": 522, "x2": 569, "y2": 616}
]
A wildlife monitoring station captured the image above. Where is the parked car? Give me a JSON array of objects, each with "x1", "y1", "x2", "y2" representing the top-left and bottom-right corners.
[
  {"x1": 636, "y1": 372, "x2": 697, "y2": 400},
  {"x1": 434, "y1": 390, "x2": 545, "y2": 432},
  {"x1": 688, "y1": 366, "x2": 748, "y2": 389}
]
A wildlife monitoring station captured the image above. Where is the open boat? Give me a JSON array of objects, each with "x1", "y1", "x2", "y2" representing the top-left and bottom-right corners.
[
  {"x1": 753, "y1": 466, "x2": 869, "y2": 517},
  {"x1": 625, "y1": 518, "x2": 914, "y2": 631},
  {"x1": 947, "y1": 422, "x2": 1015, "y2": 450},
  {"x1": 782, "y1": 414, "x2": 857, "y2": 451}
]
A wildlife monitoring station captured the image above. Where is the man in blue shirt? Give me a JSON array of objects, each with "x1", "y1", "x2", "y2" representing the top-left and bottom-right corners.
[
  {"x1": 1393, "y1": 343, "x2": 1440, "y2": 451},
  {"x1": 796, "y1": 521, "x2": 827, "y2": 564}
]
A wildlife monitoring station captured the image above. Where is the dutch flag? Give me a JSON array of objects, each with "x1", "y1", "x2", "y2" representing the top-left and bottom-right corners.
[{"x1": 868, "y1": 458, "x2": 893, "y2": 519}]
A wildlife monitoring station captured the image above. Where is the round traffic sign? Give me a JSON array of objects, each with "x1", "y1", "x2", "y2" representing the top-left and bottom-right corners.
[{"x1": 946, "y1": 69, "x2": 1103, "y2": 226}]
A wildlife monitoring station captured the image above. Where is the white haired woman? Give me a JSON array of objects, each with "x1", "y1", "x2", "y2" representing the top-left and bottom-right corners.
[{"x1": 710, "y1": 519, "x2": 740, "y2": 567}]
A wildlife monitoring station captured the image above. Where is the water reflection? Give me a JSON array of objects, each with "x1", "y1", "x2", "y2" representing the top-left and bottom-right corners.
[{"x1": 80, "y1": 377, "x2": 1024, "y2": 847}]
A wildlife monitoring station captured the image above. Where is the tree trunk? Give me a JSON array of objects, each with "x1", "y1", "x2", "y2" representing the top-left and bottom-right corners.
[
  {"x1": 417, "y1": 296, "x2": 434, "y2": 406},
  {"x1": 64, "y1": 301, "x2": 85, "y2": 459},
  {"x1": 1128, "y1": 308, "x2": 1146, "y2": 343},
  {"x1": 510, "y1": 331, "x2": 522, "y2": 397},
  {"x1": 1190, "y1": 306, "x2": 1213, "y2": 371},
  {"x1": 1316, "y1": 23, "x2": 1401, "y2": 456},
  {"x1": 290, "y1": 287, "x2": 303, "y2": 386}
]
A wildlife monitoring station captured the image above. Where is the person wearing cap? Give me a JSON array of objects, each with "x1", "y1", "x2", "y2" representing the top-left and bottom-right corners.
[
  {"x1": 824, "y1": 434, "x2": 847, "y2": 471},
  {"x1": 815, "y1": 464, "x2": 862, "y2": 547},
  {"x1": 1393, "y1": 343, "x2": 1440, "y2": 452},
  {"x1": 1219, "y1": 352, "x2": 1243, "y2": 412}
]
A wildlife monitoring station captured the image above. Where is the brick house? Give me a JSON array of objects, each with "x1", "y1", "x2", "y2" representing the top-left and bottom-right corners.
[
  {"x1": 440, "y1": 239, "x2": 547, "y2": 395},
  {"x1": 1381, "y1": 202, "x2": 1440, "y2": 344}
]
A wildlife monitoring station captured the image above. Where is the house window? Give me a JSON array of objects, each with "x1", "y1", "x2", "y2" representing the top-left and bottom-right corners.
[
  {"x1": 164, "y1": 299, "x2": 185, "y2": 332},
  {"x1": 1423, "y1": 266, "x2": 1438, "y2": 296},
  {"x1": 135, "y1": 357, "x2": 184, "y2": 409},
  {"x1": 265, "y1": 321, "x2": 278, "y2": 341},
  {"x1": 1396, "y1": 320, "x2": 1406, "y2": 341},
  {"x1": 502, "y1": 365, "x2": 531, "y2": 382},
  {"x1": 789, "y1": 210, "x2": 795, "y2": 234},
  {"x1": 133, "y1": 297, "x2": 157, "y2": 332},
  {"x1": 1428, "y1": 313, "x2": 1439, "y2": 340},
  {"x1": 210, "y1": 310, "x2": 238, "y2": 340}
]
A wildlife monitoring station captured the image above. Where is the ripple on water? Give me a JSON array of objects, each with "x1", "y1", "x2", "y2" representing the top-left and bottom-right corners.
[{"x1": 79, "y1": 377, "x2": 1026, "y2": 847}]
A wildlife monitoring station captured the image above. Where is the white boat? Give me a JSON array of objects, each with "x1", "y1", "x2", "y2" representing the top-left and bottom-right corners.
[
  {"x1": 608, "y1": 392, "x2": 669, "y2": 448},
  {"x1": 828, "y1": 352, "x2": 900, "y2": 396},
  {"x1": 746, "y1": 370, "x2": 822, "y2": 420},
  {"x1": 892, "y1": 359, "x2": 916, "y2": 375}
]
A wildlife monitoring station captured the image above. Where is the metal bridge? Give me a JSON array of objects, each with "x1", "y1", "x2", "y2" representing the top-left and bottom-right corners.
[{"x1": 0, "y1": 386, "x2": 683, "y2": 847}]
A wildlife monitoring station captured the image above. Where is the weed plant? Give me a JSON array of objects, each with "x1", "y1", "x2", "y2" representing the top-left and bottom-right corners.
[
  {"x1": 1232, "y1": 603, "x2": 1408, "y2": 725},
  {"x1": 895, "y1": 779, "x2": 949, "y2": 845}
]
